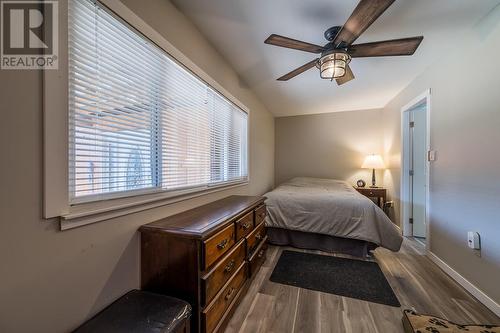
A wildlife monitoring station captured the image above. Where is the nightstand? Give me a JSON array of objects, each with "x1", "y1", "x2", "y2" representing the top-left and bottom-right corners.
[{"x1": 355, "y1": 187, "x2": 386, "y2": 209}]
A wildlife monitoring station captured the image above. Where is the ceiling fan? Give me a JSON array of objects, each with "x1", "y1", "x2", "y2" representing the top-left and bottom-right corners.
[{"x1": 264, "y1": 0, "x2": 423, "y2": 85}]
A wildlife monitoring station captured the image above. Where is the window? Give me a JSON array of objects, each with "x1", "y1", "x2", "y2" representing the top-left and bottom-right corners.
[{"x1": 68, "y1": 0, "x2": 248, "y2": 204}]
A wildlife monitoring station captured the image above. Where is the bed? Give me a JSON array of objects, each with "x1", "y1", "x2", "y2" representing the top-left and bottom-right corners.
[{"x1": 264, "y1": 177, "x2": 403, "y2": 257}]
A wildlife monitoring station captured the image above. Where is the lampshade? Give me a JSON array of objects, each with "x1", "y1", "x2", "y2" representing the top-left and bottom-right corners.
[
  {"x1": 362, "y1": 154, "x2": 385, "y2": 169},
  {"x1": 318, "y1": 50, "x2": 351, "y2": 79}
]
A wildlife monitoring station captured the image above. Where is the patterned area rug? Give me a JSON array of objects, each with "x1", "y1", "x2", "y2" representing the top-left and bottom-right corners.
[{"x1": 402, "y1": 309, "x2": 500, "y2": 333}]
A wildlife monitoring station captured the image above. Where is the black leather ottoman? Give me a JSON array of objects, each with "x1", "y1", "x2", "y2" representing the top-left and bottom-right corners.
[{"x1": 73, "y1": 290, "x2": 191, "y2": 333}]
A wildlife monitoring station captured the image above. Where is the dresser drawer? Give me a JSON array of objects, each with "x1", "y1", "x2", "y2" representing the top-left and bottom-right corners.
[
  {"x1": 248, "y1": 237, "x2": 267, "y2": 278},
  {"x1": 245, "y1": 221, "x2": 266, "y2": 256},
  {"x1": 356, "y1": 188, "x2": 385, "y2": 197},
  {"x1": 203, "y1": 223, "x2": 235, "y2": 270},
  {"x1": 201, "y1": 239, "x2": 246, "y2": 307},
  {"x1": 254, "y1": 204, "x2": 266, "y2": 225},
  {"x1": 202, "y1": 262, "x2": 247, "y2": 333},
  {"x1": 235, "y1": 210, "x2": 254, "y2": 241}
]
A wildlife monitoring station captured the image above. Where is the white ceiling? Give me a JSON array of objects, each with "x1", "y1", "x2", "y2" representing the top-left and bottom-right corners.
[{"x1": 171, "y1": 0, "x2": 500, "y2": 117}]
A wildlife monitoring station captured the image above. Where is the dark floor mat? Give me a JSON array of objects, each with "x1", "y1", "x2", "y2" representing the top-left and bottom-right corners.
[{"x1": 269, "y1": 250, "x2": 400, "y2": 307}]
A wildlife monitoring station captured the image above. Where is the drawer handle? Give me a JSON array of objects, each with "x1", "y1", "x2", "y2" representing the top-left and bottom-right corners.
[
  {"x1": 241, "y1": 222, "x2": 252, "y2": 230},
  {"x1": 225, "y1": 287, "x2": 236, "y2": 301},
  {"x1": 217, "y1": 239, "x2": 229, "y2": 250},
  {"x1": 259, "y1": 212, "x2": 266, "y2": 218},
  {"x1": 224, "y1": 259, "x2": 235, "y2": 273},
  {"x1": 255, "y1": 233, "x2": 262, "y2": 241},
  {"x1": 258, "y1": 249, "x2": 265, "y2": 258}
]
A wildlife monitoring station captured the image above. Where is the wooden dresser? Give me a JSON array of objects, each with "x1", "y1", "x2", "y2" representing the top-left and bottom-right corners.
[{"x1": 140, "y1": 195, "x2": 268, "y2": 333}]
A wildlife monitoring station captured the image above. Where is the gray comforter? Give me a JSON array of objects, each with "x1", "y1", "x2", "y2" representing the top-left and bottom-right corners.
[{"x1": 264, "y1": 177, "x2": 403, "y2": 251}]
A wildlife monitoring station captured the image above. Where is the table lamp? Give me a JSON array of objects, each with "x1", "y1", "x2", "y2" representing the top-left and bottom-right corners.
[{"x1": 362, "y1": 154, "x2": 385, "y2": 188}]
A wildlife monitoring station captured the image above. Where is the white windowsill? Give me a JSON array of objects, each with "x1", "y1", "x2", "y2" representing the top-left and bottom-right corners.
[{"x1": 60, "y1": 181, "x2": 248, "y2": 230}]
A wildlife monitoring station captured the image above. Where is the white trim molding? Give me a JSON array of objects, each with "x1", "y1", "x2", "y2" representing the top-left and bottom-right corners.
[
  {"x1": 427, "y1": 251, "x2": 500, "y2": 317},
  {"x1": 61, "y1": 182, "x2": 247, "y2": 230}
]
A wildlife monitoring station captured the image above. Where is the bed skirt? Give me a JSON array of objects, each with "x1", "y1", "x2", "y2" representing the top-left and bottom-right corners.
[{"x1": 266, "y1": 227, "x2": 377, "y2": 257}]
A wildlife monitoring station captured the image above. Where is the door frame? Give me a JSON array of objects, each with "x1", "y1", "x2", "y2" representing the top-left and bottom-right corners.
[{"x1": 400, "y1": 89, "x2": 431, "y2": 249}]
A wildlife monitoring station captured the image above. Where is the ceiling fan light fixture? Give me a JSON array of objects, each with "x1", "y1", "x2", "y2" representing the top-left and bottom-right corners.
[
  {"x1": 265, "y1": 1, "x2": 424, "y2": 83},
  {"x1": 318, "y1": 51, "x2": 351, "y2": 79}
]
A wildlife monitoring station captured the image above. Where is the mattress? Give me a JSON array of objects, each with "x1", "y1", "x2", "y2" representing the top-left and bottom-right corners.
[{"x1": 264, "y1": 177, "x2": 403, "y2": 251}]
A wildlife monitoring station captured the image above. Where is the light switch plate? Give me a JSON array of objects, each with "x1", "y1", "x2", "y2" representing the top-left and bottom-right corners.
[{"x1": 427, "y1": 150, "x2": 436, "y2": 161}]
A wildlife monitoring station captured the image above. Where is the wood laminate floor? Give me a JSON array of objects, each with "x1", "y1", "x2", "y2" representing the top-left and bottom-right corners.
[{"x1": 225, "y1": 238, "x2": 500, "y2": 333}]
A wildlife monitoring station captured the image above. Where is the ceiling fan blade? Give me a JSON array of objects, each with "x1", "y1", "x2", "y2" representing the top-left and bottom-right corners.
[
  {"x1": 336, "y1": 65, "x2": 355, "y2": 85},
  {"x1": 349, "y1": 37, "x2": 424, "y2": 57},
  {"x1": 277, "y1": 59, "x2": 318, "y2": 81},
  {"x1": 265, "y1": 34, "x2": 324, "y2": 54},
  {"x1": 333, "y1": 0, "x2": 396, "y2": 47}
]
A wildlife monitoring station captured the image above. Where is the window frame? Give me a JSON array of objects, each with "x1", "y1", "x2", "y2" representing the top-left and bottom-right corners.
[{"x1": 44, "y1": 0, "x2": 250, "y2": 229}]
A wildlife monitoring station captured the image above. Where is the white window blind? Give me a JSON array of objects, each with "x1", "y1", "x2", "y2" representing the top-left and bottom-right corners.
[{"x1": 68, "y1": 0, "x2": 248, "y2": 203}]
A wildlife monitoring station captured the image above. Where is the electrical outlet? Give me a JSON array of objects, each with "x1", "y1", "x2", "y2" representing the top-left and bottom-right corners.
[
  {"x1": 384, "y1": 200, "x2": 394, "y2": 208},
  {"x1": 467, "y1": 232, "x2": 480, "y2": 250}
]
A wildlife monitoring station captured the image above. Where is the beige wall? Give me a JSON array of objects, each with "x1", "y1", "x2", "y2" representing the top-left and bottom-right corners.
[
  {"x1": 382, "y1": 5, "x2": 500, "y2": 304},
  {"x1": 275, "y1": 109, "x2": 385, "y2": 189},
  {"x1": 0, "y1": 1, "x2": 274, "y2": 332}
]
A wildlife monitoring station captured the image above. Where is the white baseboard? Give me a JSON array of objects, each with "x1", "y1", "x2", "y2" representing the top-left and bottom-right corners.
[{"x1": 427, "y1": 251, "x2": 500, "y2": 317}]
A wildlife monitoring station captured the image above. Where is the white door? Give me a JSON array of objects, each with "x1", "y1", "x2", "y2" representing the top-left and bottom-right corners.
[{"x1": 409, "y1": 104, "x2": 427, "y2": 238}]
